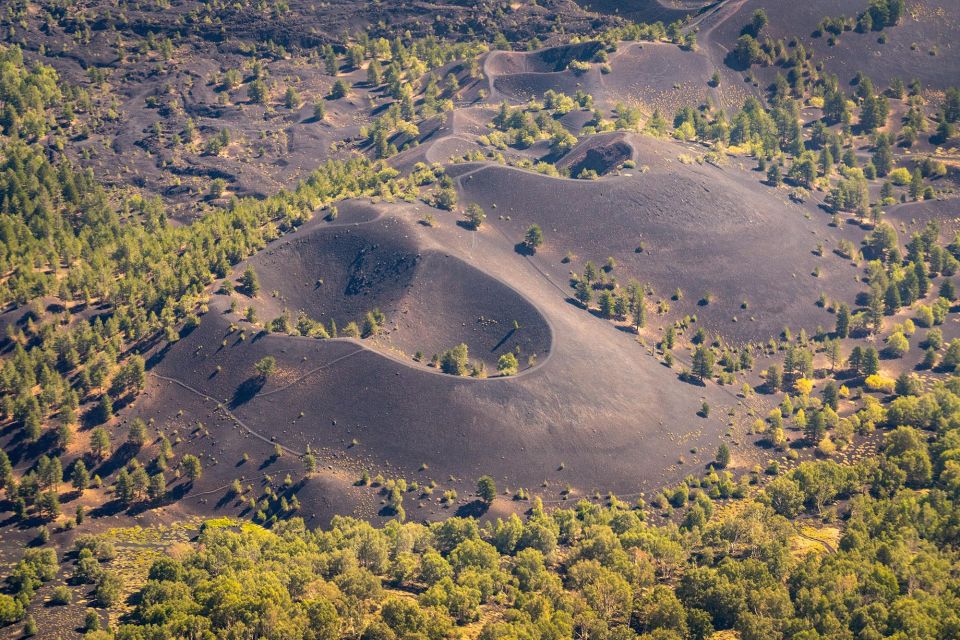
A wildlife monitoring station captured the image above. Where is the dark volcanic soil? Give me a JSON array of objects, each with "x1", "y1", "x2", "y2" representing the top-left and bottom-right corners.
[
  {"x1": 7, "y1": 0, "x2": 958, "y2": 561},
  {"x1": 246, "y1": 210, "x2": 552, "y2": 371},
  {"x1": 486, "y1": 48, "x2": 605, "y2": 103},
  {"x1": 708, "y1": 0, "x2": 960, "y2": 91},
  {"x1": 143, "y1": 192, "x2": 748, "y2": 521},
  {"x1": 601, "y1": 41, "x2": 714, "y2": 114},
  {"x1": 452, "y1": 134, "x2": 863, "y2": 343},
  {"x1": 1, "y1": 0, "x2": 617, "y2": 219}
]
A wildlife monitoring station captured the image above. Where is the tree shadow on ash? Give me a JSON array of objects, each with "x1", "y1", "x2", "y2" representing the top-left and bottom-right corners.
[
  {"x1": 94, "y1": 442, "x2": 140, "y2": 480},
  {"x1": 3, "y1": 429, "x2": 59, "y2": 467},
  {"x1": 491, "y1": 328, "x2": 517, "y2": 352},
  {"x1": 125, "y1": 483, "x2": 193, "y2": 516},
  {"x1": 230, "y1": 377, "x2": 265, "y2": 409},
  {"x1": 259, "y1": 454, "x2": 281, "y2": 471},
  {"x1": 455, "y1": 500, "x2": 490, "y2": 518},
  {"x1": 145, "y1": 342, "x2": 173, "y2": 371},
  {"x1": 216, "y1": 491, "x2": 240, "y2": 510},
  {"x1": 88, "y1": 483, "x2": 197, "y2": 520}
]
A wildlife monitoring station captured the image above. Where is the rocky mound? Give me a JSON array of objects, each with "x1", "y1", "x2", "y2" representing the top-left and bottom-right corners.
[{"x1": 557, "y1": 132, "x2": 635, "y2": 177}]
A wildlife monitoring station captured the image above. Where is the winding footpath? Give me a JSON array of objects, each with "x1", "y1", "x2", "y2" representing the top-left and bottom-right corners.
[
  {"x1": 148, "y1": 371, "x2": 306, "y2": 457},
  {"x1": 796, "y1": 529, "x2": 837, "y2": 554}
]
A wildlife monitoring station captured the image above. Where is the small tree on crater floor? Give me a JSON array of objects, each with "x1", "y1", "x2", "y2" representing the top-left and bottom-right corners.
[
  {"x1": 465, "y1": 203, "x2": 486, "y2": 230},
  {"x1": 524, "y1": 224, "x2": 544, "y2": 251},
  {"x1": 440, "y1": 344, "x2": 470, "y2": 376},
  {"x1": 254, "y1": 356, "x2": 277, "y2": 379},
  {"x1": 241, "y1": 267, "x2": 260, "y2": 297},
  {"x1": 477, "y1": 475, "x2": 497, "y2": 505},
  {"x1": 497, "y1": 352, "x2": 519, "y2": 376},
  {"x1": 715, "y1": 443, "x2": 731, "y2": 469},
  {"x1": 692, "y1": 345, "x2": 715, "y2": 382},
  {"x1": 329, "y1": 79, "x2": 350, "y2": 99},
  {"x1": 180, "y1": 454, "x2": 202, "y2": 482}
]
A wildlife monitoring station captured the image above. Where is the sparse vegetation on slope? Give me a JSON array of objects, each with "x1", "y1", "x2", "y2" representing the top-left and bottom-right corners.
[{"x1": 2, "y1": 1, "x2": 960, "y2": 637}]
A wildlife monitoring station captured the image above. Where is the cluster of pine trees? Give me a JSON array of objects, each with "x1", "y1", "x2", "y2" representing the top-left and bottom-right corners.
[
  {"x1": 50, "y1": 376, "x2": 960, "y2": 639},
  {"x1": 358, "y1": 36, "x2": 486, "y2": 158},
  {"x1": 0, "y1": 43, "x2": 419, "y2": 520}
]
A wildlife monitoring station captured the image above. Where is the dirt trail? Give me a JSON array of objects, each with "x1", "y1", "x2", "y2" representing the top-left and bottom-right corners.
[
  {"x1": 149, "y1": 371, "x2": 307, "y2": 457},
  {"x1": 689, "y1": 0, "x2": 750, "y2": 113},
  {"x1": 796, "y1": 530, "x2": 837, "y2": 554},
  {"x1": 149, "y1": 192, "x2": 743, "y2": 501}
]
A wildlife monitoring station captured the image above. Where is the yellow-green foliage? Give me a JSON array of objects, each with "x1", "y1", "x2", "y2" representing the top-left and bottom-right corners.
[{"x1": 865, "y1": 374, "x2": 896, "y2": 394}]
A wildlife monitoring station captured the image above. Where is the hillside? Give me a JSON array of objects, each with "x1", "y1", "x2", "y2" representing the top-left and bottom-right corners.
[{"x1": 0, "y1": 0, "x2": 959, "y2": 638}]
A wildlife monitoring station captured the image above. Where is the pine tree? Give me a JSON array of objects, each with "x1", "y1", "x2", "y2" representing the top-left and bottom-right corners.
[
  {"x1": 863, "y1": 347, "x2": 881, "y2": 375},
  {"x1": 464, "y1": 204, "x2": 486, "y2": 230},
  {"x1": 523, "y1": 224, "x2": 543, "y2": 251},
  {"x1": 872, "y1": 133, "x2": 894, "y2": 176},
  {"x1": 574, "y1": 280, "x2": 592, "y2": 307},
  {"x1": 56, "y1": 423, "x2": 73, "y2": 449},
  {"x1": 24, "y1": 411, "x2": 42, "y2": 443},
  {"x1": 766, "y1": 364, "x2": 783, "y2": 391},
  {"x1": 477, "y1": 476, "x2": 497, "y2": 505},
  {"x1": 692, "y1": 346, "x2": 715, "y2": 382},
  {"x1": 827, "y1": 339, "x2": 842, "y2": 370},
  {"x1": 131, "y1": 466, "x2": 150, "y2": 502},
  {"x1": 632, "y1": 293, "x2": 646, "y2": 331},
  {"x1": 915, "y1": 261, "x2": 929, "y2": 297},
  {"x1": 91, "y1": 427, "x2": 111, "y2": 460},
  {"x1": 822, "y1": 382, "x2": 839, "y2": 410},
  {"x1": 148, "y1": 473, "x2": 166, "y2": 501},
  {"x1": 805, "y1": 411, "x2": 827, "y2": 444},
  {"x1": 97, "y1": 394, "x2": 113, "y2": 424},
  {"x1": 312, "y1": 100, "x2": 326, "y2": 121},
  {"x1": 715, "y1": 443, "x2": 731, "y2": 469},
  {"x1": 767, "y1": 163, "x2": 782, "y2": 186},
  {"x1": 884, "y1": 282, "x2": 901, "y2": 314},
  {"x1": 497, "y1": 353, "x2": 519, "y2": 376},
  {"x1": 128, "y1": 419, "x2": 148, "y2": 448},
  {"x1": 284, "y1": 86, "x2": 301, "y2": 110},
  {"x1": 254, "y1": 356, "x2": 277, "y2": 379},
  {"x1": 37, "y1": 490, "x2": 60, "y2": 519},
  {"x1": 241, "y1": 267, "x2": 260, "y2": 296},
  {"x1": 0, "y1": 450, "x2": 11, "y2": 490},
  {"x1": 598, "y1": 291, "x2": 614, "y2": 319},
  {"x1": 114, "y1": 469, "x2": 133, "y2": 505},
  {"x1": 180, "y1": 455, "x2": 203, "y2": 481},
  {"x1": 39, "y1": 456, "x2": 62, "y2": 489},
  {"x1": 868, "y1": 290, "x2": 885, "y2": 333},
  {"x1": 910, "y1": 168, "x2": 923, "y2": 200},
  {"x1": 72, "y1": 461, "x2": 89, "y2": 492},
  {"x1": 939, "y1": 279, "x2": 956, "y2": 301},
  {"x1": 324, "y1": 48, "x2": 338, "y2": 75},
  {"x1": 367, "y1": 59, "x2": 382, "y2": 86}
]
